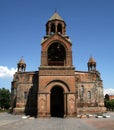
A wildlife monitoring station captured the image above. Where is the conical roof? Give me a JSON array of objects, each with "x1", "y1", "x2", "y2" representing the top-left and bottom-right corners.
[
  {"x1": 48, "y1": 12, "x2": 64, "y2": 21},
  {"x1": 18, "y1": 57, "x2": 26, "y2": 65},
  {"x1": 88, "y1": 57, "x2": 96, "y2": 63}
]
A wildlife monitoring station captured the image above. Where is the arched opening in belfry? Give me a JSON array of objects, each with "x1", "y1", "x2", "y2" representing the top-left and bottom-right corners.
[
  {"x1": 48, "y1": 42, "x2": 66, "y2": 66},
  {"x1": 57, "y1": 23, "x2": 62, "y2": 34},
  {"x1": 50, "y1": 86, "x2": 64, "y2": 118},
  {"x1": 51, "y1": 23, "x2": 55, "y2": 34}
]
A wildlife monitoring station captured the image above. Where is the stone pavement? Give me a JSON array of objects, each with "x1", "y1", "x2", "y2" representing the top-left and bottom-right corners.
[
  {"x1": 83, "y1": 112, "x2": 114, "y2": 130},
  {"x1": 0, "y1": 112, "x2": 114, "y2": 130}
]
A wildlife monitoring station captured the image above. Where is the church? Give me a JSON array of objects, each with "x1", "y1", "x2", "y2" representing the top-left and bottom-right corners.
[{"x1": 11, "y1": 12, "x2": 106, "y2": 117}]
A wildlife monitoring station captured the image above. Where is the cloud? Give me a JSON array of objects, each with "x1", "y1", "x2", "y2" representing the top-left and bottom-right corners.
[
  {"x1": 0, "y1": 66, "x2": 17, "y2": 78},
  {"x1": 104, "y1": 88, "x2": 114, "y2": 96}
]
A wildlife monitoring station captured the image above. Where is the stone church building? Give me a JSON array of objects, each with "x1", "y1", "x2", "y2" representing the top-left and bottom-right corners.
[{"x1": 11, "y1": 12, "x2": 106, "y2": 117}]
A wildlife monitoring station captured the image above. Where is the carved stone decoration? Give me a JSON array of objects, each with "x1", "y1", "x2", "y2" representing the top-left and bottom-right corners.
[
  {"x1": 39, "y1": 99, "x2": 46, "y2": 112},
  {"x1": 39, "y1": 94, "x2": 46, "y2": 114},
  {"x1": 68, "y1": 94, "x2": 75, "y2": 115}
]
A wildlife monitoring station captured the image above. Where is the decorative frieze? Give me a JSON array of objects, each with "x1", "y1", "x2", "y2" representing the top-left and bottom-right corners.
[{"x1": 39, "y1": 69, "x2": 75, "y2": 75}]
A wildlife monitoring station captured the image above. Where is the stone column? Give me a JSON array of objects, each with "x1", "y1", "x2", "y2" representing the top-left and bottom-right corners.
[
  {"x1": 67, "y1": 93, "x2": 76, "y2": 117},
  {"x1": 64, "y1": 93, "x2": 67, "y2": 117},
  {"x1": 46, "y1": 93, "x2": 51, "y2": 117}
]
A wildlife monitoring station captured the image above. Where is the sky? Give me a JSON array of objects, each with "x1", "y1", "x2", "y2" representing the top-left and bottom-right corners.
[{"x1": 0, "y1": 0, "x2": 114, "y2": 95}]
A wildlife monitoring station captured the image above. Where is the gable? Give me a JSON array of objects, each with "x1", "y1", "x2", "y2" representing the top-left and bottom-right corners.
[{"x1": 41, "y1": 33, "x2": 72, "y2": 51}]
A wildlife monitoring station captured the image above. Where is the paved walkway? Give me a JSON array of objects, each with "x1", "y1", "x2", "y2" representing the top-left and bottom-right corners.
[{"x1": 0, "y1": 112, "x2": 114, "y2": 130}]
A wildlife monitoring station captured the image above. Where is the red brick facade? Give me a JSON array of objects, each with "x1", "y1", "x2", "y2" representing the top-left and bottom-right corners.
[
  {"x1": 11, "y1": 12, "x2": 106, "y2": 117},
  {"x1": 109, "y1": 95, "x2": 114, "y2": 100}
]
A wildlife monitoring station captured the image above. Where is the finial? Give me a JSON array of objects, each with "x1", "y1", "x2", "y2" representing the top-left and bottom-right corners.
[
  {"x1": 21, "y1": 56, "x2": 23, "y2": 59},
  {"x1": 55, "y1": 8, "x2": 57, "y2": 13},
  {"x1": 90, "y1": 54, "x2": 92, "y2": 58}
]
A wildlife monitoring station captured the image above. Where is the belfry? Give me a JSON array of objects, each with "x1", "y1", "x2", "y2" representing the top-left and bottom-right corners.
[{"x1": 11, "y1": 12, "x2": 106, "y2": 117}]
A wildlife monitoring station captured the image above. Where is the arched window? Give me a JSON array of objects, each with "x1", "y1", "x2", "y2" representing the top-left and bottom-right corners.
[
  {"x1": 57, "y1": 23, "x2": 62, "y2": 34},
  {"x1": 51, "y1": 23, "x2": 55, "y2": 34},
  {"x1": 48, "y1": 42, "x2": 66, "y2": 66},
  {"x1": 88, "y1": 91, "x2": 91, "y2": 99},
  {"x1": 79, "y1": 85, "x2": 84, "y2": 101},
  {"x1": 81, "y1": 85, "x2": 84, "y2": 93}
]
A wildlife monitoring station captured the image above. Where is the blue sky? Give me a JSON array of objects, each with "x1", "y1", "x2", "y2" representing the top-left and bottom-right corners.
[{"x1": 0, "y1": 0, "x2": 114, "y2": 95}]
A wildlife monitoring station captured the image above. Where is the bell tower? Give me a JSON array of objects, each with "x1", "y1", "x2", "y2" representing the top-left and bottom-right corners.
[
  {"x1": 38, "y1": 12, "x2": 76, "y2": 117},
  {"x1": 46, "y1": 11, "x2": 66, "y2": 35},
  {"x1": 87, "y1": 57, "x2": 96, "y2": 71},
  {"x1": 40, "y1": 12, "x2": 73, "y2": 67},
  {"x1": 17, "y1": 57, "x2": 26, "y2": 72}
]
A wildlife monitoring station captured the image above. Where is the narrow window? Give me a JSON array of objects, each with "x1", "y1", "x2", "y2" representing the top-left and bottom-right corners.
[
  {"x1": 51, "y1": 23, "x2": 55, "y2": 34},
  {"x1": 57, "y1": 23, "x2": 62, "y2": 34},
  {"x1": 24, "y1": 92, "x2": 28, "y2": 99},
  {"x1": 88, "y1": 91, "x2": 91, "y2": 99},
  {"x1": 80, "y1": 85, "x2": 84, "y2": 101},
  {"x1": 81, "y1": 85, "x2": 84, "y2": 93}
]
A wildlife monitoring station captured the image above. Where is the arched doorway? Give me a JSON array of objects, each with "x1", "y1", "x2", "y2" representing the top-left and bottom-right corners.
[{"x1": 50, "y1": 86, "x2": 64, "y2": 117}]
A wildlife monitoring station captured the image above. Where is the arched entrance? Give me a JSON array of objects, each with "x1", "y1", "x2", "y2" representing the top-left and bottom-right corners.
[{"x1": 50, "y1": 86, "x2": 64, "y2": 117}]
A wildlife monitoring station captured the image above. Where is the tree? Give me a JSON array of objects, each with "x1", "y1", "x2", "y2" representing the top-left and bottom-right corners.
[
  {"x1": 0, "y1": 88, "x2": 11, "y2": 109},
  {"x1": 110, "y1": 99, "x2": 114, "y2": 111},
  {"x1": 104, "y1": 99, "x2": 114, "y2": 111},
  {"x1": 105, "y1": 94, "x2": 109, "y2": 101}
]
